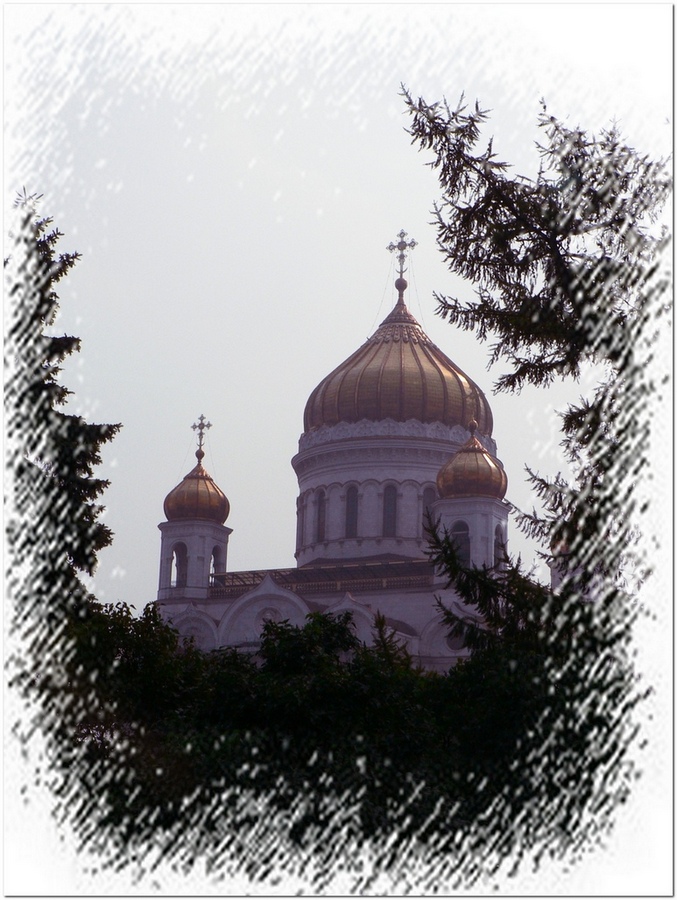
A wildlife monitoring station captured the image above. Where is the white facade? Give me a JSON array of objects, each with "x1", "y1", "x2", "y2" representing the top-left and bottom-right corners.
[
  {"x1": 158, "y1": 564, "x2": 477, "y2": 670},
  {"x1": 157, "y1": 424, "x2": 509, "y2": 673}
]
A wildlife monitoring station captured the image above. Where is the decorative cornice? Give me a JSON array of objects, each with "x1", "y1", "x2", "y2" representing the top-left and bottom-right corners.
[
  {"x1": 293, "y1": 442, "x2": 455, "y2": 480},
  {"x1": 292, "y1": 429, "x2": 499, "y2": 480},
  {"x1": 297, "y1": 418, "x2": 479, "y2": 451}
]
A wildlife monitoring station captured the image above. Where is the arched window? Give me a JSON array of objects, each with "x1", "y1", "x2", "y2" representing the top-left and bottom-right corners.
[
  {"x1": 210, "y1": 546, "x2": 222, "y2": 580},
  {"x1": 422, "y1": 486, "x2": 437, "y2": 534},
  {"x1": 494, "y1": 525, "x2": 505, "y2": 567},
  {"x1": 383, "y1": 485, "x2": 397, "y2": 537},
  {"x1": 316, "y1": 490, "x2": 326, "y2": 542},
  {"x1": 345, "y1": 486, "x2": 358, "y2": 538},
  {"x1": 450, "y1": 521, "x2": 470, "y2": 566},
  {"x1": 296, "y1": 495, "x2": 306, "y2": 551},
  {"x1": 171, "y1": 542, "x2": 188, "y2": 588}
]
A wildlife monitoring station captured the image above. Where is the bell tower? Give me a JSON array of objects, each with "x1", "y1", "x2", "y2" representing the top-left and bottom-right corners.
[{"x1": 157, "y1": 416, "x2": 232, "y2": 603}]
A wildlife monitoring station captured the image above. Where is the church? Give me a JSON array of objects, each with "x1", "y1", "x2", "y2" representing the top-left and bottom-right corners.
[{"x1": 156, "y1": 232, "x2": 510, "y2": 671}]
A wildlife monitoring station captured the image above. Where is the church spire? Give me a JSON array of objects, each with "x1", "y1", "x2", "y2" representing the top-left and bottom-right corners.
[{"x1": 386, "y1": 229, "x2": 417, "y2": 305}]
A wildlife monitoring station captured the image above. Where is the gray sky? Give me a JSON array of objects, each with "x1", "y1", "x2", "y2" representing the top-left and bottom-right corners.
[
  {"x1": 3, "y1": 3, "x2": 673, "y2": 893},
  {"x1": 5, "y1": 5, "x2": 670, "y2": 607}
]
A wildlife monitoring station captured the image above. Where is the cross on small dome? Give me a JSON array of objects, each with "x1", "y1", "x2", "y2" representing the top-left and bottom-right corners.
[{"x1": 191, "y1": 414, "x2": 212, "y2": 461}]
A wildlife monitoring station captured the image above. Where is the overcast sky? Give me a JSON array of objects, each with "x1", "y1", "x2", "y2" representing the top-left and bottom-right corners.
[
  {"x1": 4, "y1": 3, "x2": 673, "y2": 893},
  {"x1": 6, "y1": 3, "x2": 671, "y2": 604}
]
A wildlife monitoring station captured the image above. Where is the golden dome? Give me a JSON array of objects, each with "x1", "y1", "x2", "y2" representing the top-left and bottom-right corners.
[
  {"x1": 303, "y1": 294, "x2": 493, "y2": 434},
  {"x1": 163, "y1": 448, "x2": 230, "y2": 524},
  {"x1": 437, "y1": 421, "x2": 507, "y2": 500}
]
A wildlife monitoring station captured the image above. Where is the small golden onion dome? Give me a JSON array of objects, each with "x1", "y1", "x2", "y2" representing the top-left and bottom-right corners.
[
  {"x1": 303, "y1": 295, "x2": 493, "y2": 434},
  {"x1": 437, "y1": 421, "x2": 508, "y2": 500},
  {"x1": 163, "y1": 448, "x2": 230, "y2": 523}
]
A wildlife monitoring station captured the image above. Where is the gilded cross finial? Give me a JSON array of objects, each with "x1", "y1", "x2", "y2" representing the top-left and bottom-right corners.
[
  {"x1": 386, "y1": 229, "x2": 417, "y2": 278},
  {"x1": 191, "y1": 414, "x2": 212, "y2": 457}
]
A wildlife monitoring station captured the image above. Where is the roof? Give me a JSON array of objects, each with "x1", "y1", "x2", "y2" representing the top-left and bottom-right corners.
[
  {"x1": 303, "y1": 296, "x2": 493, "y2": 434},
  {"x1": 209, "y1": 557, "x2": 437, "y2": 600}
]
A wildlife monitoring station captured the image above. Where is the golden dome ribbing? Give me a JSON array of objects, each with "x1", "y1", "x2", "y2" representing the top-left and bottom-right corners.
[
  {"x1": 163, "y1": 448, "x2": 230, "y2": 524},
  {"x1": 437, "y1": 421, "x2": 507, "y2": 500},
  {"x1": 303, "y1": 296, "x2": 493, "y2": 434}
]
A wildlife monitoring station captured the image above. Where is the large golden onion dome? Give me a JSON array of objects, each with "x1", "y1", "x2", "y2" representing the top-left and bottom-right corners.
[
  {"x1": 303, "y1": 283, "x2": 493, "y2": 435},
  {"x1": 437, "y1": 420, "x2": 508, "y2": 500}
]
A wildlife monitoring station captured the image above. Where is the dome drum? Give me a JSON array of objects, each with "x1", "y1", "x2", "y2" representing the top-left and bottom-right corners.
[{"x1": 294, "y1": 470, "x2": 442, "y2": 567}]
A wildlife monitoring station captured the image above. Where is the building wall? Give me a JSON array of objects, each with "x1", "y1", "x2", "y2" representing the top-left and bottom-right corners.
[
  {"x1": 158, "y1": 574, "x2": 474, "y2": 672},
  {"x1": 431, "y1": 495, "x2": 510, "y2": 569},
  {"x1": 292, "y1": 419, "x2": 491, "y2": 566},
  {"x1": 157, "y1": 519, "x2": 232, "y2": 602}
]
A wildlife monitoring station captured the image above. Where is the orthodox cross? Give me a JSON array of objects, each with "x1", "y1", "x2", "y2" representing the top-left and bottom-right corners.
[
  {"x1": 191, "y1": 414, "x2": 212, "y2": 453},
  {"x1": 386, "y1": 230, "x2": 417, "y2": 278}
]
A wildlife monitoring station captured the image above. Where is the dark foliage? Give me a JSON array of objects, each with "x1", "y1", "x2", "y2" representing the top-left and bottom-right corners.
[
  {"x1": 47, "y1": 563, "x2": 645, "y2": 886},
  {"x1": 405, "y1": 87, "x2": 669, "y2": 876},
  {"x1": 403, "y1": 89, "x2": 670, "y2": 392},
  {"x1": 5, "y1": 196, "x2": 121, "y2": 850},
  {"x1": 403, "y1": 85, "x2": 669, "y2": 593},
  {"x1": 62, "y1": 600, "x2": 480, "y2": 873}
]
